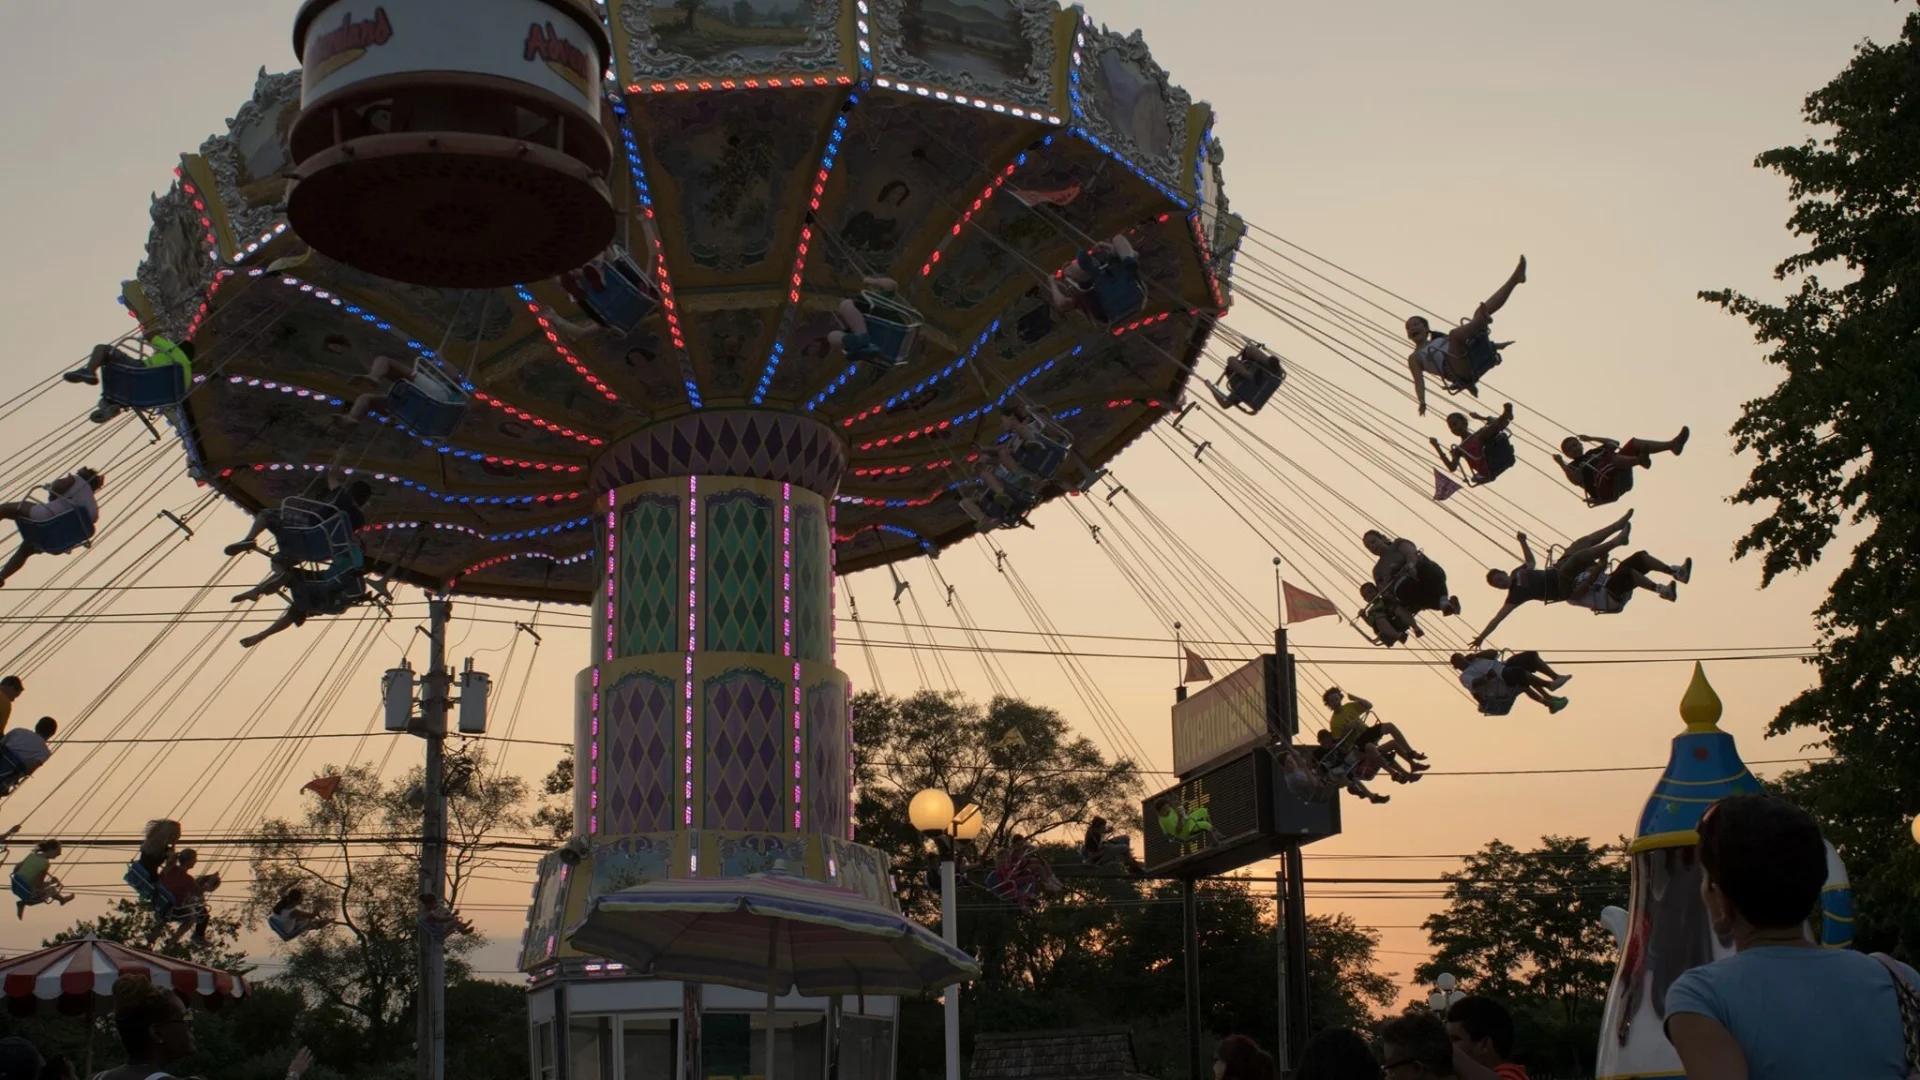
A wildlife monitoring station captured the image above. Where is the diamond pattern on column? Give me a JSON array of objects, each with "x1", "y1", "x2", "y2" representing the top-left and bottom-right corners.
[
  {"x1": 703, "y1": 671, "x2": 784, "y2": 831},
  {"x1": 793, "y1": 504, "x2": 829, "y2": 663},
  {"x1": 602, "y1": 673, "x2": 678, "y2": 835},
  {"x1": 703, "y1": 492, "x2": 773, "y2": 654},
  {"x1": 589, "y1": 411, "x2": 849, "y2": 494},
  {"x1": 618, "y1": 497, "x2": 680, "y2": 658},
  {"x1": 805, "y1": 680, "x2": 847, "y2": 838}
]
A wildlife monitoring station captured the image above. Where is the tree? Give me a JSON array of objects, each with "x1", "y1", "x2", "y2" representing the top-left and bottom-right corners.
[
  {"x1": 246, "y1": 755, "x2": 529, "y2": 1074},
  {"x1": 1416, "y1": 836, "x2": 1628, "y2": 1076},
  {"x1": 48, "y1": 897, "x2": 249, "y2": 972},
  {"x1": 852, "y1": 691, "x2": 1393, "y2": 1078},
  {"x1": 852, "y1": 690, "x2": 1143, "y2": 918},
  {"x1": 1417, "y1": 837, "x2": 1627, "y2": 1011},
  {"x1": 1702, "y1": 7, "x2": 1920, "y2": 955},
  {"x1": 530, "y1": 752, "x2": 574, "y2": 842}
]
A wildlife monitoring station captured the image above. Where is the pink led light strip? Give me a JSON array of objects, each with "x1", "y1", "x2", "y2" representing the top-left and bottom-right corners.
[
  {"x1": 835, "y1": 505, "x2": 852, "y2": 840},
  {"x1": 589, "y1": 665, "x2": 601, "y2": 836},
  {"x1": 683, "y1": 477, "x2": 698, "y2": 830},
  {"x1": 783, "y1": 483, "x2": 802, "y2": 831}
]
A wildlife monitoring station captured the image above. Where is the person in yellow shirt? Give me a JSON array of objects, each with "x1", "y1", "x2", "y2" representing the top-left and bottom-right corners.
[
  {"x1": 1321, "y1": 687, "x2": 1428, "y2": 778},
  {"x1": 64, "y1": 336, "x2": 195, "y2": 423}
]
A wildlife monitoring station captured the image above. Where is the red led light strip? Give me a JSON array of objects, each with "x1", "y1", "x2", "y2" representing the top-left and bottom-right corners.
[{"x1": 525, "y1": 299, "x2": 619, "y2": 402}]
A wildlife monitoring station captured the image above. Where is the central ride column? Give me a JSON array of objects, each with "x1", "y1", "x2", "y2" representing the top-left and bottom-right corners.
[{"x1": 572, "y1": 409, "x2": 861, "y2": 897}]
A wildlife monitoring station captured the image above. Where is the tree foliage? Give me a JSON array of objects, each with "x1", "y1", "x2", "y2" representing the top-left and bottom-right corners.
[
  {"x1": 852, "y1": 690, "x2": 1143, "y2": 918},
  {"x1": 853, "y1": 691, "x2": 1395, "y2": 1079},
  {"x1": 1416, "y1": 836, "x2": 1628, "y2": 1076},
  {"x1": 245, "y1": 755, "x2": 528, "y2": 1075},
  {"x1": 1703, "y1": 5, "x2": 1920, "y2": 959}
]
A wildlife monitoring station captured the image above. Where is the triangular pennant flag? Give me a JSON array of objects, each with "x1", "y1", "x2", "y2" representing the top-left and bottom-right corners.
[
  {"x1": 301, "y1": 775, "x2": 342, "y2": 802},
  {"x1": 1432, "y1": 468, "x2": 1463, "y2": 502},
  {"x1": 1283, "y1": 581, "x2": 1339, "y2": 624},
  {"x1": 1184, "y1": 648, "x2": 1214, "y2": 683}
]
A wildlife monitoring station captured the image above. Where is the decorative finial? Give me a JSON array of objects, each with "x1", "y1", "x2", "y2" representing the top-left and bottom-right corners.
[{"x1": 1680, "y1": 662, "x2": 1723, "y2": 732}]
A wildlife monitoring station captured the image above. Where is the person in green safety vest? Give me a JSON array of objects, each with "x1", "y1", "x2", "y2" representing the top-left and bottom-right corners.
[
  {"x1": 64, "y1": 337, "x2": 195, "y2": 423},
  {"x1": 1153, "y1": 797, "x2": 1213, "y2": 844}
]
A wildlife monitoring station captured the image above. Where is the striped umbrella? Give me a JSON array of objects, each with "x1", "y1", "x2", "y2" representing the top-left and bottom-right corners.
[
  {"x1": 0, "y1": 937, "x2": 248, "y2": 1017},
  {"x1": 569, "y1": 875, "x2": 979, "y2": 997}
]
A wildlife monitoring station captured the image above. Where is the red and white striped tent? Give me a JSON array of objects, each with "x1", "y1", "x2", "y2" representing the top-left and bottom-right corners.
[{"x1": 0, "y1": 937, "x2": 248, "y2": 1016}]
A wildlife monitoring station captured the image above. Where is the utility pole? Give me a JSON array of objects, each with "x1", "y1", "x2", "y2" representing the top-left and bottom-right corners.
[{"x1": 416, "y1": 595, "x2": 452, "y2": 1080}]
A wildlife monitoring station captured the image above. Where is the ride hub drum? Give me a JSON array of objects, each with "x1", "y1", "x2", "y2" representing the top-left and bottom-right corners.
[{"x1": 286, "y1": 0, "x2": 616, "y2": 288}]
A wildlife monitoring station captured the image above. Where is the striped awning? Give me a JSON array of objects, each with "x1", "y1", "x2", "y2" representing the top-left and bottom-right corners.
[
  {"x1": 569, "y1": 875, "x2": 979, "y2": 998},
  {"x1": 0, "y1": 937, "x2": 247, "y2": 1015}
]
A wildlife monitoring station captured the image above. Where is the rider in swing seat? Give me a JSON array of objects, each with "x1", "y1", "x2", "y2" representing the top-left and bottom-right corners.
[
  {"x1": 223, "y1": 464, "x2": 372, "y2": 561},
  {"x1": 1361, "y1": 530, "x2": 1462, "y2": 618},
  {"x1": 1209, "y1": 345, "x2": 1285, "y2": 413},
  {"x1": 1359, "y1": 582, "x2": 1424, "y2": 647},
  {"x1": 1080, "y1": 816, "x2": 1146, "y2": 877},
  {"x1": 1323, "y1": 688, "x2": 1427, "y2": 779},
  {"x1": 65, "y1": 336, "x2": 196, "y2": 424},
  {"x1": 1474, "y1": 513, "x2": 1645, "y2": 645},
  {"x1": 0, "y1": 717, "x2": 57, "y2": 796},
  {"x1": 0, "y1": 469, "x2": 106, "y2": 587},
  {"x1": 830, "y1": 277, "x2": 915, "y2": 368},
  {"x1": 1312, "y1": 730, "x2": 1395, "y2": 804},
  {"x1": 268, "y1": 887, "x2": 334, "y2": 941},
  {"x1": 11, "y1": 839, "x2": 73, "y2": 916},
  {"x1": 1046, "y1": 235, "x2": 1144, "y2": 325},
  {"x1": 1431, "y1": 402, "x2": 1518, "y2": 486},
  {"x1": 1406, "y1": 256, "x2": 1526, "y2": 415},
  {"x1": 1556, "y1": 427, "x2": 1690, "y2": 505},
  {"x1": 1452, "y1": 650, "x2": 1571, "y2": 715},
  {"x1": 344, "y1": 355, "x2": 469, "y2": 433}
]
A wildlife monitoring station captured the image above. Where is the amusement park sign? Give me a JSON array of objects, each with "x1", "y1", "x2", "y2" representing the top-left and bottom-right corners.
[
  {"x1": 1171, "y1": 653, "x2": 1284, "y2": 777},
  {"x1": 298, "y1": 0, "x2": 603, "y2": 116}
]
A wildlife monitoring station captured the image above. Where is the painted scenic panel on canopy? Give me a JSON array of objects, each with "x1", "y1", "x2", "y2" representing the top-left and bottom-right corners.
[
  {"x1": 899, "y1": 0, "x2": 1034, "y2": 84},
  {"x1": 645, "y1": 0, "x2": 818, "y2": 63},
  {"x1": 647, "y1": 93, "x2": 820, "y2": 274},
  {"x1": 1089, "y1": 44, "x2": 1176, "y2": 163}
]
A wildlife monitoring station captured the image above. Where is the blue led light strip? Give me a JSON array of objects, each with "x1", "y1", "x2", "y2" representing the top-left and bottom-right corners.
[
  {"x1": 753, "y1": 91, "x2": 862, "y2": 406},
  {"x1": 608, "y1": 94, "x2": 704, "y2": 410}
]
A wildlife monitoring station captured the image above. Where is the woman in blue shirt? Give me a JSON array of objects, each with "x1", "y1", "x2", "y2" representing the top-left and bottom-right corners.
[{"x1": 1666, "y1": 795, "x2": 1919, "y2": 1079}]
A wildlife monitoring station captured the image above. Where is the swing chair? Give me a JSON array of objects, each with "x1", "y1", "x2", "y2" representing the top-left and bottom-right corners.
[
  {"x1": 98, "y1": 342, "x2": 191, "y2": 413},
  {"x1": 383, "y1": 360, "x2": 469, "y2": 437},
  {"x1": 1438, "y1": 328, "x2": 1509, "y2": 396},
  {"x1": 1072, "y1": 249, "x2": 1146, "y2": 326},
  {"x1": 123, "y1": 861, "x2": 180, "y2": 921},
  {"x1": 1209, "y1": 347, "x2": 1285, "y2": 415},
  {"x1": 852, "y1": 289, "x2": 923, "y2": 368},
  {"x1": 569, "y1": 249, "x2": 660, "y2": 335},
  {"x1": 1446, "y1": 428, "x2": 1517, "y2": 487},
  {"x1": 0, "y1": 747, "x2": 35, "y2": 796},
  {"x1": 268, "y1": 496, "x2": 358, "y2": 569},
  {"x1": 1003, "y1": 411, "x2": 1074, "y2": 481},
  {"x1": 13, "y1": 507, "x2": 94, "y2": 557}
]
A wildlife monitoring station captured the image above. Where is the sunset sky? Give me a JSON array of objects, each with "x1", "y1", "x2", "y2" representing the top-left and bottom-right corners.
[{"x1": 0, "y1": 0, "x2": 1903, "y2": 1003}]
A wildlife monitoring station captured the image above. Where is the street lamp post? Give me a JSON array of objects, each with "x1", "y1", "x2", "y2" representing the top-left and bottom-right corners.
[
  {"x1": 910, "y1": 790, "x2": 983, "y2": 1080},
  {"x1": 1427, "y1": 972, "x2": 1464, "y2": 1014}
]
